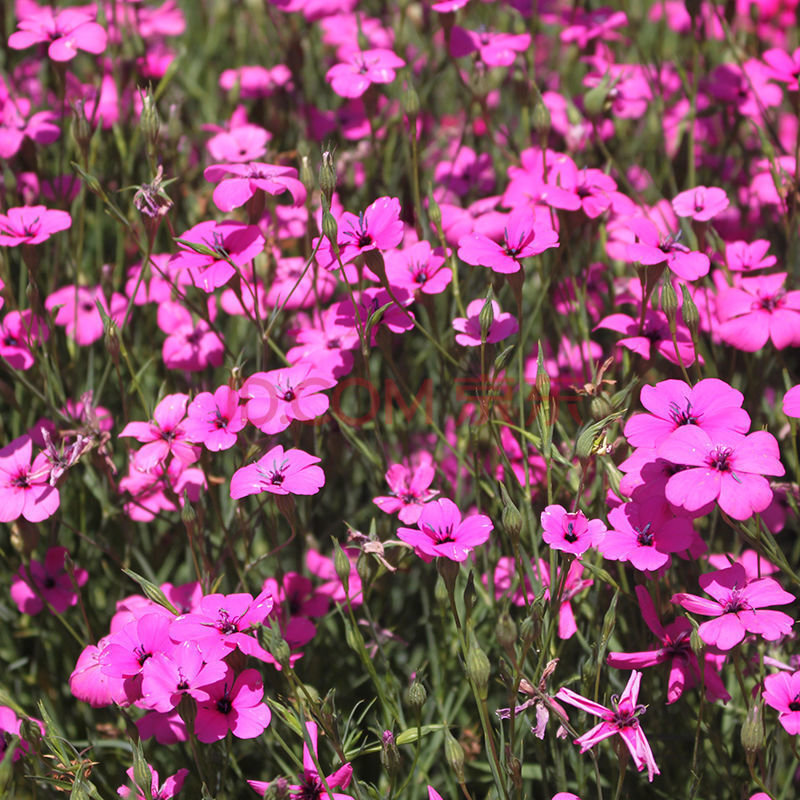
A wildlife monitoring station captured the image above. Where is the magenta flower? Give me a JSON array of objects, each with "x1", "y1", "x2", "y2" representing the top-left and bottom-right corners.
[
  {"x1": 159, "y1": 303, "x2": 224, "y2": 372},
  {"x1": 172, "y1": 220, "x2": 265, "y2": 292},
  {"x1": 140, "y1": 642, "x2": 228, "y2": 713},
  {"x1": 0, "y1": 434, "x2": 59, "y2": 523},
  {"x1": 763, "y1": 47, "x2": 800, "y2": 89},
  {"x1": 374, "y1": 459, "x2": 439, "y2": 524},
  {"x1": 599, "y1": 501, "x2": 696, "y2": 572},
  {"x1": 624, "y1": 378, "x2": 750, "y2": 449},
  {"x1": 45, "y1": 285, "x2": 126, "y2": 346},
  {"x1": 607, "y1": 586, "x2": 730, "y2": 705},
  {"x1": 230, "y1": 445, "x2": 325, "y2": 498},
  {"x1": 784, "y1": 385, "x2": 800, "y2": 418},
  {"x1": 248, "y1": 720, "x2": 353, "y2": 798},
  {"x1": 457, "y1": 206, "x2": 558, "y2": 274},
  {"x1": 449, "y1": 26, "x2": 531, "y2": 67},
  {"x1": 183, "y1": 386, "x2": 246, "y2": 451},
  {"x1": 763, "y1": 670, "x2": 800, "y2": 734},
  {"x1": 195, "y1": 666, "x2": 271, "y2": 743},
  {"x1": 326, "y1": 48, "x2": 405, "y2": 98},
  {"x1": 119, "y1": 393, "x2": 199, "y2": 470},
  {"x1": 725, "y1": 240, "x2": 776, "y2": 273},
  {"x1": 384, "y1": 241, "x2": 451, "y2": 296},
  {"x1": 716, "y1": 272, "x2": 800, "y2": 351},
  {"x1": 658, "y1": 428, "x2": 785, "y2": 520},
  {"x1": 0, "y1": 205, "x2": 71, "y2": 246},
  {"x1": 398, "y1": 498, "x2": 493, "y2": 563},
  {"x1": 556, "y1": 671, "x2": 660, "y2": 782},
  {"x1": 0, "y1": 97, "x2": 59, "y2": 159},
  {"x1": 625, "y1": 218, "x2": 710, "y2": 280},
  {"x1": 595, "y1": 308, "x2": 696, "y2": 366},
  {"x1": 242, "y1": 364, "x2": 335, "y2": 435},
  {"x1": 118, "y1": 766, "x2": 188, "y2": 800},
  {"x1": 70, "y1": 638, "x2": 127, "y2": 707},
  {"x1": 671, "y1": 564, "x2": 794, "y2": 651},
  {"x1": 671, "y1": 186, "x2": 729, "y2": 221},
  {"x1": 11, "y1": 547, "x2": 88, "y2": 615},
  {"x1": 9, "y1": 7, "x2": 107, "y2": 62},
  {"x1": 170, "y1": 589, "x2": 275, "y2": 662},
  {"x1": 540, "y1": 505, "x2": 605, "y2": 557},
  {"x1": 261, "y1": 572, "x2": 328, "y2": 651},
  {"x1": 204, "y1": 162, "x2": 306, "y2": 212},
  {"x1": 0, "y1": 310, "x2": 49, "y2": 370},
  {"x1": 452, "y1": 298, "x2": 519, "y2": 347}
]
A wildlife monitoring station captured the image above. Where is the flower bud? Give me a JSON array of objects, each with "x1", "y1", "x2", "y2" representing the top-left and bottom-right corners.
[
  {"x1": 434, "y1": 575, "x2": 449, "y2": 607},
  {"x1": 660, "y1": 279, "x2": 678, "y2": 323},
  {"x1": 531, "y1": 86, "x2": 551, "y2": 136},
  {"x1": 270, "y1": 635, "x2": 292, "y2": 671},
  {"x1": 299, "y1": 154, "x2": 314, "y2": 195},
  {"x1": 428, "y1": 190, "x2": 442, "y2": 232},
  {"x1": 380, "y1": 730, "x2": 402, "y2": 776},
  {"x1": 590, "y1": 395, "x2": 612, "y2": 421},
  {"x1": 444, "y1": 729, "x2": 466, "y2": 783},
  {"x1": 506, "y1": 749, "x2": 522, "y2": 789},
  {"x1": 333, "y1": 542, "x2": 351, "y2": 595},
  {"x1": 479, "y1": 294, "x2": 495, "y2": 343},
  {"x1": 71, "y1": 101, "x2": 92, "y2": 158},
  {"x1": 584, "y1": 73, "x2": 613, "y2": 118},
  {"x1": 356, "y1": 552, "x2": 376, "y2": 589},
  {"x1": 741, "y1": 700, "x2": 765, "y2": 757},
  {"x1": 467, "y1": 638, "x2": 491, "y2": 699},
  {"x1": 319, "y1": 150, "x2": 337, "y2": 204},
  {"x1": 322, "y1": 210, "x2": 340, "y2": 256},
  {"x1": 104, "y1": 319, "x2": 120, "y2": 366},
  {"x1": 177, "y1": 692, "x2": 197, "y2": 734},
  {"x1": 679, "y1": 284, "x2": 700, "y2": 338},
  {"x1": 403, "y1": 85, "x2": 420, "y2": 119},
  {"x1": 406, "y1": 679, "x2": 427, "y2": 712},
  {"x1": 495, "y1": 611, "x2": 517, "y2": 652},
  {"x1": 363, "y1": 248, "x2": 387, "y2": 283}
]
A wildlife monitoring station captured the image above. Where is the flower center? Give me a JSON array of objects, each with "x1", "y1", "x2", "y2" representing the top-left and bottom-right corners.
[
  {"x1": 668, "y1": 400, "x2": 698, "y2": 426},
  {"x1": 723, "y1": 588, "x2": 750, "y2": 614},
  {"x1": 707, "y1": 446, "x2": 733, "y2": 472},
  {"x1": 635, "y1": 522, "x2": 654, "y2": 546}
]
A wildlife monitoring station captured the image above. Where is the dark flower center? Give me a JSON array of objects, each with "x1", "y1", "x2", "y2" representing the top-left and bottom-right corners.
[
  {"x1": 564, "y1": 522, "x2": 577, "y2": 543},
  {"x1": 296, "y1": 776, "x2": 324, "y2": 800},
  {"x1": 669, "y1": 401, "x2": 698, "y2": 426},
  {"x1": 708, "y1": 446, "x2": 733, "y2": 472},
  {"x1": 216, "y1": 696, "x2": 233, "y2": 714},
  {"x1": 635, "y1": 522, "x2": 654, "y2": 546}
]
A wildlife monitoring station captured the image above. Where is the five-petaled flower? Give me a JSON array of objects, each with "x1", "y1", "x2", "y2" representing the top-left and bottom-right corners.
[{"x1": 230, "y1": 444, "x2": 325, "y2": 498}]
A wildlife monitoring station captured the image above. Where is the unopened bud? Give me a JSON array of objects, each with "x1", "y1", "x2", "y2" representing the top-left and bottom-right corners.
[
  {"x1": 403, "y1": 85, "x2": 420, "y2": 119},
  {"x1": 679, "y1": 284, "x2": 700, "y2": 338},
  {"x1": 71, "y1": 101, "x2": 92, "y2": 157},
  {"x1": 177, "y1": 692, "x2": 197, "y2": 733},
  {"x1": 467, "y1": 638, "x2": 491, "y2": 699},
  {"x1": 584, "y1": 73, "x2": 613, "y2": 118},
  {"x1": 660, "y1": 279, "x2": 678, "y2": 323},
  {"x1": 444, "y1": 729, "x2": 465, "y2": 783},
  {"x1": 380, "y1": 730, "x2": 401, "y2": 776},
  {"x1": 407, "y1": 679, "x2": 427, "y2": 712},
  {"x1": 532, "y1": 86, "x2": 551, "y2": 136},
  {"x1": 363, "y1": 248, "x2": 387, "y2": 283},
  {"x1": 270, "y1": 635, "x2": 292, "y2": 671},
  {"x1": 479, "y1": 294, "x2": 495, "y2": 343},
  {"x1": 741, "y1": 700, "x2": 765, "y2": 756},
  {"x1": 299, "y1": 154, "x2": 314, "y2": 195},
  {"x1": 576, "y1": 421, "x2": 601, "y2": 462},
  {"x1": 322, "y1": 210, "x2": 339, "y2": 254},
  {"x1": 104, "y1": 319, "x2": 120, "y2": 365},
  {"x1": 690, "y1": 623, "x2": 705, "y2": 658},
  {"x1": 434, "y1": 575, "x2": 449, "y2": 607},
  {"x1": 428, "y1": 190, "x2": 442, "y2": 231},
  {"x1": 356, "y1": 552, "x2": 376, "y2": 589},
  {"x1": 333, "y1": 542, "x2": 351, "y2": 595},
  {"x1": 319, "y1": 150, "x2": 337, "y2": 204},
  {"x1": 495, "y1": 611, "x2": 517, "y2": 651},
  {"x1": 499, "y1": 484, "x2": 522, "y2": 541},
  {"x1": 590, "y1": 395, "x2": 612, "y2": 421}
]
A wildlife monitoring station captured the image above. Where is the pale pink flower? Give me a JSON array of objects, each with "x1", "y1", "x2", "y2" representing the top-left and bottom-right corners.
[
  {"x1": 9, "y1": 6, "x2": 107, "y2": 62},
  {"x1": 0, "y1": 205, "x2": 71, "y2": 246},
  {"x1": 118, "y1": 765, "x2": 188, "y2": 800},
  {"x1": 725, "y1": 240, "x2": 776, "y2": 273},
  {"x1": 204, "y1": 162, "x2": 306, "y2": 212},
  {"x1": 449, "y1": 26, "x2": 531, "y2": 67},
  {"x1": 374, "y1": 459, "x2": 439, "y2": 524},
  {"x1": 625, "y1": 217, "x2": 710, "y2": 280},
  {"x1": 183, "y1": 387, "x2": 245, "y2": 451},
  {"x1": 671, "y1": 186, "x2": 729, "y2": 221},
  {"x1": 452, "y1": 298, "x2": 518, "y2": 347}
]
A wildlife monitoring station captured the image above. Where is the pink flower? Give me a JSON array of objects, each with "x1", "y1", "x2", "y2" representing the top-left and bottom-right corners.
[
  {"x1": 326, "y1": 48, "x2": 405, "y2": 98},
  {"x1": 624, "y1": 378, "x2": 750, "y2": 449},
  {"x1": 556, "y1": 671, "x2": 660, "y2": 782},
  {"x1": 716, "y1": 272, "x2": 800, "y2": 351},
  {"x1": 119, "y1": 394, "x2": 199, "y2": 470},
  {"x1": 0, "y1": 205, "x2": 71, "y2": 246},
  {"x1": 9, "y1": 7, "x2": 107, "y2": 62},
  {"x1": 784, "y1": 385, "x2": 800, "y2": 418},
  {"x1": 659, "y1": 427, "x2": 785, "y2": 520},
  {"x1": 374, "y1": 459, "x2": 439, "y2": 524},
  {"x1": 70, "y1": 638, "x2": 127, "y2": 707},
  {"x1": 598, "y1": 501, "x2": 697, "y2": 572},
  {"x1": 671, "y1": 186, "x2": 729, "y2": 221},
  {"x1": 595, "y1": 308, "x2": 696, "y2": 366},
  {"x1": 625, "y1": 218, "x2": 710, "y2": 280},
  {"x1": 204, "y1": 162, "x2": 306, "y2": 212},
  {"x1": 172, "y1": 220, "x2": 265, "y2": 292},
  {"x1": 158, "y1": 303, "x2": 224, "y2": 372},
  {"x1": 170, "y1": 590, "x2": 275, "y2": 662},
  {"x1": 672, "y1": 564, "x2": 795, "y2": 651},
  {"x1": 0, "y1": 97, "x2": 59, "y2": 159},
  {"x1": 242, "y1": 364, "x2": 335, "y2": 434},
  {"x1": 457, "y1": 206, "x2": 558, "y2": 274},
  {"x1": 763, "y1": 47, "x2": 800, "y2": 89},
  {"x1": 607, "y1": 586, "x2": 730, "y2": 705},
  {"x1": 11, "y1": 547, "x2": 88, "y2": 615},
  {"x1": 230, "y1": 444, "x2": 325, "y2": 498},
  {"x1": 725, "y1": 240, "x2": 776, "y2": 273},
  {"x1": 183, "y1": 387, "x2": 246, "y2": 451},
  {"x1": 0, "y1": 310, "x2": 49, "y2": 370},
  {"x1": 118, "y1": 766, "x2": 188, "y2": 800},
  {"x1": 248, "y1": 720, "x2": 353, "y2": 798},
  {"x1": 763, "y1": 670, "x2": 800, "y2": 734},
  {"x1": 449, "y1": 27, "x2": 531, "y2": 67},
  {"x1": 398, "y1": 498, "x2": 493, "y2": 562},
  {"x1": 45, "y1": 285, "x2": 126, "y2": 346},
  {"x1": 452, "y1": 298, "x2": 519, "y2": 347},
  {"x1": 540, "y1": 505, "x2": 604, "y2": 557},
  {"x1": 0, "y1": 434, "x2": 59, "y2": 522},
  {"x1": 384, "y1": 241, "x2": 451, "y2": 295},
  {"x1": 195, "y1": 666, "x2": 271, "y2": 742}
]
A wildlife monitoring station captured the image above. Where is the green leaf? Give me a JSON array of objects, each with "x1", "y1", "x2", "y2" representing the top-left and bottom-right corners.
[{"x1": 121, "y1": 568, "x2": 179, "y2": 615}]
